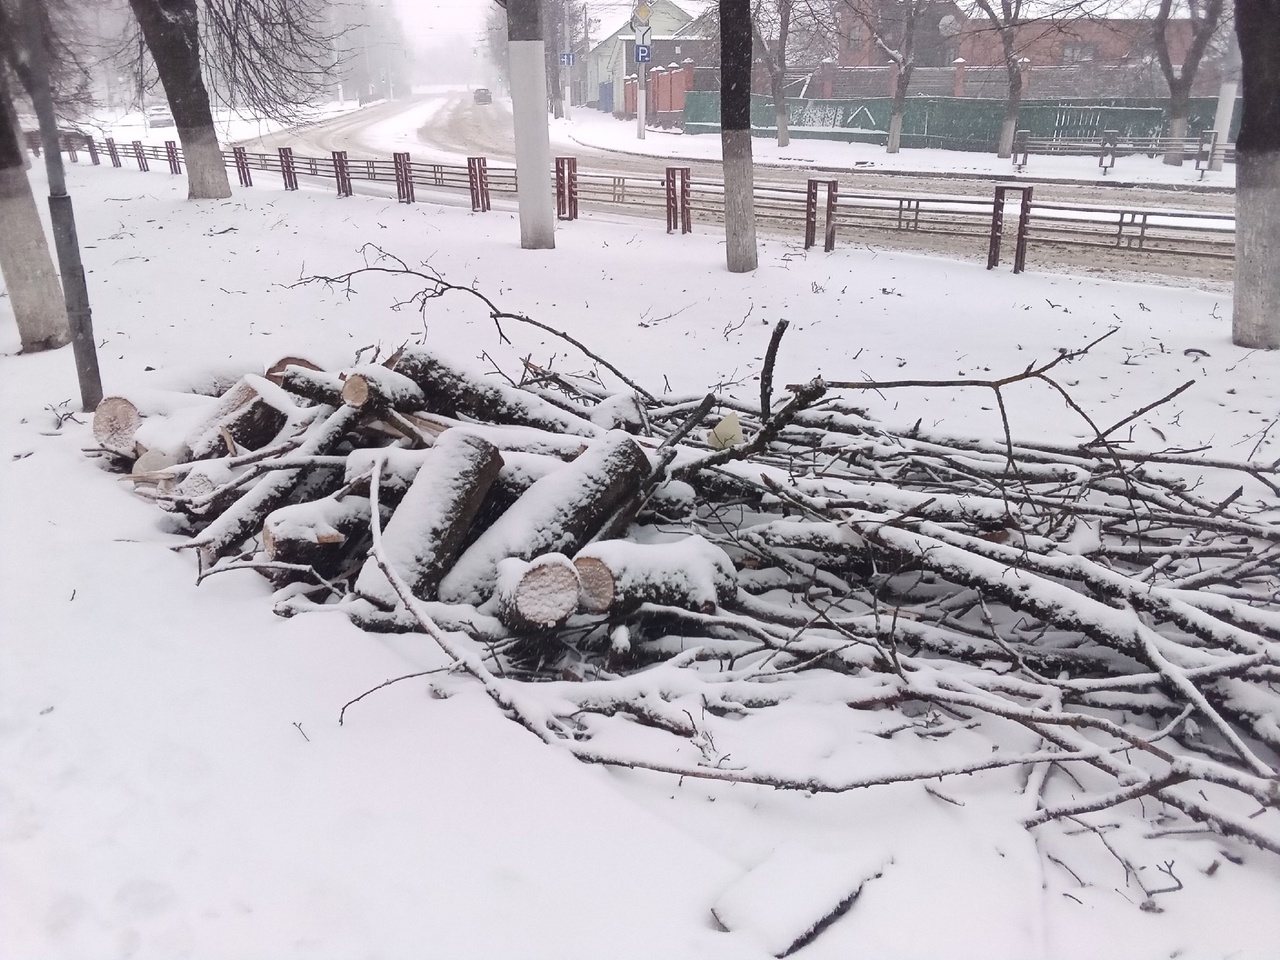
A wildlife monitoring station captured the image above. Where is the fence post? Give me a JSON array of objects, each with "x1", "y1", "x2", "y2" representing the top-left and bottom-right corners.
[
  {"x1": 65, "y1": 135, "x2": 79, "y2": 162},
  {"x1": 555, "y1": 157, "x2": 578, "y2": 220},
  {"x1": 680, "y1": 166, "x2": 691, "y2": 234},
  {"x1": 85, "y1": 137, "x2": 100, "y2": 165},
  {"x1": 467, "y1": 157, "x2": 490, "y2": 212},
  {"x1": 132, "y1": 140, "x2": 149, "y2": 172},
  {"x1": 232, "y1": 146, "x2": 252, "y2": 186},
  {"x1": 105, "y1": 137, "x2": 121, "y2": 168},
  {"x1": 1098, "y1": 130, "x2": 1118, "y2": 175},
  {"x1": 393, "y1": 152, "x2": 415, "y2": 203},
  {"x1": 1012, "y1": 130, "x2": 1029, "y2": 172},
  {"x1": 1013, "y1": 185, "x2": 1033, "y2": 274},
  {"x1": 278, "y1": 147, "x2": 298, "y2": 190},
  {"x1": 823, "y1": 179, "x2": 838, "y2": 252},
  {"x1": 332, "y1": 150, "x2": 352, "y2": 197},
  {"x1": 987, "y1": 185, "x2": 1006, "y2": 269},
  {"x1": 804, "y1": 179, "x2": 818, "y2": 249},
  {"x1": 165, "y1": 140, "x2": 181, "y2": 174}
]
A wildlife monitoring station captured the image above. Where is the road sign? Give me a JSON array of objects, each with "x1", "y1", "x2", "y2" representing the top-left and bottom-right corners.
[
  {"x1": 634, "y1": 44, "x2": 652, "y2": 64},
  {"x1": 559, "y1": 52, "x2": 575, "y2": 65},
  {"x1": 633, "y1": 3, "x2": 651, "y2": 23},
  {"x1": 636, "y1": 24, "x2": 652, "y2": 46}
]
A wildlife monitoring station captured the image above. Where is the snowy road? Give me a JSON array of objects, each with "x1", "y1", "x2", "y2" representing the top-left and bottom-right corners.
[{"x1": 237, "y1": 90, "x2": 1235, "y2": 216}]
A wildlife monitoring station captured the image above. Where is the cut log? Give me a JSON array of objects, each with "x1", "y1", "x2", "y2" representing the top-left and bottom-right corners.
[
  {"x1": 494, "y1": 554, "x2": 582, "y2": 633},
  {"x1": 273, "y1": 594, "x2": 509, "y2": 643},
  {"x1": 263, "y1": 494, "x2": 380, "y2": 578},
  {"x1": 340, "y1": 366, "x2": 426, "y2": 411},
  {"x1": 188, "y1": 404, "x2": 363, "y2": 560},
  {"x1": 390, "y1": 348, "x2": 603, "y2": 438},
  {"x1": 438, "y1": 430, "x2": 651, "y2": 604},
  {"x1": 278, "y1": 365, "x2": 346, "y2": 407},
  {"x1": 355, "y1": 429, "x2": 505, "y2": 608},
  {"x1": 93, "y1": 396, "x2": 142, "y2": 457},
  {"x1": 590, "y1": 392, "x2": 646, "y2": 432},
  {"x1": 186, "y1": 375, "x2": 297, "y2": 460},
  {"x1": 574, "y1": 536, "x2": 737, "y2": 614}
]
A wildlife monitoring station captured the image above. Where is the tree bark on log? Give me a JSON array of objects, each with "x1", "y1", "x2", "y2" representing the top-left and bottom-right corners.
[
  {"x1": 390, "y1": 348, "x2": 601, "y2": 437},
  {"x1": 494, "y1": 554, "x2": 581, "y2": 633},
  {"x1": 574, "y1": 536, "x2": 737, "y2": 614},
  {"x1": 186, "y1": 375, "x2": 297, "y2": 460},
  {"x1": 263, "y1": 494, "x2": 380, "y2": 579},
  {"x1": 439, "y1": 431, "x2": 651, "y2": 604},
  {"x1": 188, "y1": 405, "x2": 362, "y2": 560},
  {"x1": 354, "y1": 430, "x2": 504, "y2": 608},
  {"x1": 279, "y1": 365, "x2": 347, "y2": 407}
]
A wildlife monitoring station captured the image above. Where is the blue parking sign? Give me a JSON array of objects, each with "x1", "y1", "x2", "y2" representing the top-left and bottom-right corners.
[{"x1": 634, "y1": 44, "x2": 652, "y2": 63}]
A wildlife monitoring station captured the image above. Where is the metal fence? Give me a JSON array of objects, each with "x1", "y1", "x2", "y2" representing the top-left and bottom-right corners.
[{"x1": 59, "y1": 134, "x2": 1236, "y2": 276}]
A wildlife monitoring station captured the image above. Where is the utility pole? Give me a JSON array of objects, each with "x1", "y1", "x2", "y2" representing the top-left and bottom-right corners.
[
  {"x1": 507, "y1": 0, "x2": 556, "y2": 248},
  {"x1": 22, "y1": 0, "x2": 104, "y2": 408}
]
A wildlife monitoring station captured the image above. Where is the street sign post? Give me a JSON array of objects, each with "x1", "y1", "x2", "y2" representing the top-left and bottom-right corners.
[
  {"x1": 634, "y1": 44, "x2": 652, "y2": 63},
  {"x1": 632, "y1": 3, "x2": 652, "y2": 140},
  {"x1": 559, "y1": 52, "x2": 574, "y2": 66}
]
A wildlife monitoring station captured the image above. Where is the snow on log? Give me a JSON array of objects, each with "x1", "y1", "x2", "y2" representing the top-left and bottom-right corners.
[
  {"x1": 354, "y1": 430, "x2": 504, "y2": 608},
  {"x1": 186, "y1": 375, "x2": 298, "y2": 460},
  {"x1": 438, "y1": 431, "x2": 650, "y2": 604},
  {"x1": 274, "y1": 594, "x2": 509, "y2": 643},
  {"x1": 589, "y1": 392, "x2": 645, "y2": 432},
  {"x1": 188, "y1": 405, "x2": 362, "y2": 560},
  {"x1": 262, "y1": 494, "x2": 379, "y2": 578},
  {"x1": 574, "y1": 536, "x2": 737, "y2": 614},
  {"x1": 339, "y1": 366, "x2": 426, "y2": 411},
  {"x1": 494, "y1": 554, "x2": 582, "y2": 633},
  {"x1": 711, "y1": 843, "x2": 891, "y2": 957},
  {"x1": 92, "y1": 396, "x2": 142, "y2": 457},
  {"x1": 389, "y1": 348, "x2": 603, "y2": 438}
]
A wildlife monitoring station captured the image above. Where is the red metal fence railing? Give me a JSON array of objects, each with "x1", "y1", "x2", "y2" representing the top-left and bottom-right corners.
[{"x1": 45, "y1": 134, "x2": 1236, "y2": 275}]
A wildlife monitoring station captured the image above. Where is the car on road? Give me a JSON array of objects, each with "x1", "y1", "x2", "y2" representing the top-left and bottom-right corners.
[{"x1": 473, "y1": 88, "x2": 492, "y2": 105}]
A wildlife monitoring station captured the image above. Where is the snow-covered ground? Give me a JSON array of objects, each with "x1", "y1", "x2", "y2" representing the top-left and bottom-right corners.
[
  {"x1": 1, "y1": 159, "x2": 1276, "y2": 960},
  {"x1": 560, "y1": 108, "x2": 1237, "y2": 188}
]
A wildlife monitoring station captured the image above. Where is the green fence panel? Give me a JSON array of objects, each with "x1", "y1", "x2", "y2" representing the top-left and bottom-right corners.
[{"x1": 683, "y1": 91, "x2": 1240, "y2": 149}]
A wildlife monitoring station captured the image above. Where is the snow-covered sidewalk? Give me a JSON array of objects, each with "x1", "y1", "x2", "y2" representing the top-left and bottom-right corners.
[
  {"x1": 559, "y1": 108, "x2": 1237, "y2": 188},
  {"x1": 0, "y1": 161, "x2": 1273, "y2": 960}
]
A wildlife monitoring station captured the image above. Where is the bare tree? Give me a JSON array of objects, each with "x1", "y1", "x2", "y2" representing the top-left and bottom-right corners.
[
  {"x1": 838, "y1": 0, "x2": 928, "y2": 153},
  {"x1": 1231, "y1": 0, "x2": 1280, "y2": 348},
  {"x1": 722, "y1": 0, "x2": 759, "y2": 271},
  {"x1": 753, "y1": 0, "x2": 795, "y2": 145},
  {"x1": 1152, "y1": 0, "x2": 1226, "y2": 164},
  {"x1": 969, "y1": 0, "x2": 1030, "y2": 158}
]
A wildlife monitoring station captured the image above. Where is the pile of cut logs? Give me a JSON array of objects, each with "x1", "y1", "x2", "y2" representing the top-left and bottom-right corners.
[{"x1": 90, "y1": 340, "x2": 1280, "y2": 857}]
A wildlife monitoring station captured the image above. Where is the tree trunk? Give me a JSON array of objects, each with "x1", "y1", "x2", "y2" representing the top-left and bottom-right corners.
[
  {"x1": 1163, "y1": 83, "x2": 1191, "y2": 166},
  {"x1": 127, "y1": 0, "x2": 232, "y2": 200},
  {"x1": 721, "y1": 0, "x2": 757, "y2": 273},
  {"x1": 263, "y1": 494, "x2": 379, "y2": 580},
  {"x1": 997, "y1": 61, "x2": 1022, "y2": 159},
  {"x1": 887, "y1": 67, "x2": 911, "y2": 154},
  {"x1": 771, "y1": 73, "x2": 790, "y2": 148},
  {"x1": 355, "y1": 430, "x2": 504, "y2": 607},
  {"x1": 506, "y1": 0, "x2": 555, "y2": 248},
  {"x1": 0, "y1": 78, "x2": 69, "y2": 353},
  {"x1": 1232, "y1": 0, "x2": 1280, "y2": 349}
]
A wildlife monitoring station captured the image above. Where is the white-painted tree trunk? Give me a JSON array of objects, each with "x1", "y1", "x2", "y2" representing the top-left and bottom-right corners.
[
  {"x1": 508, "y1": 39, "x2": 556, "y2": 249},
  {"x1": 176, "y1": 124, "x2": 231, "y2": 199},
  {"x1": 1163, "y1": 116, "x2": 1189, "y2": 166},
  {"x1": 722, "y1": 129, "x2": 758, "y2": 273},
  {"x1": 1232, "y1": 151, "x2": 1280, "y2": 349},
  {"x1": 1210, "y1": 81, "x2": 1238, "y2": 172},
  {"x1": 0, "y1": 167, "x2": 70, "y2": 352},
  {"x1": 887, "y1": 113, "x2": 904, "y2": 154}
]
